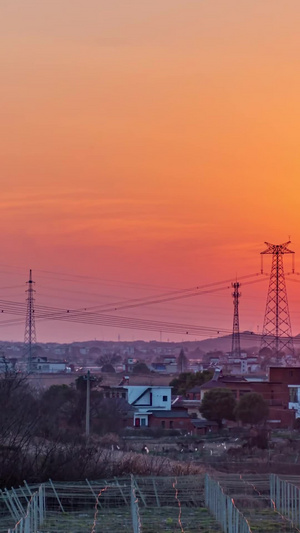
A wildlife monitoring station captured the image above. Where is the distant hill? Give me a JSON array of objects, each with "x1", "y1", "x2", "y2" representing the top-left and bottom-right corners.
[
  {"x1": 0, "y1": 331, "x2": 261, "y2": 361},
  {"x1": 186, "y1": 332, "x2": 260, "y2": 355}
]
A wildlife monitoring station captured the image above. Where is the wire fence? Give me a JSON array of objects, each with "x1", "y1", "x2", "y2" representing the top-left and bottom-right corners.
[
  {"x1": 204, "y1": 475, "x2": 252, "y2": 533},
  {"x1": 4, "y1": 474, "x2": 300, "y2": 533},
  {"x1": 7, "y1": 484, "x2": 45, "y2": 533},
  {"x1": 130, "y1": 475, "x2": 141, "y2": 533},
  {"x1": 0, "y1": 475, "x2": 222, "y2": 532},
  {"x1": 270, "y1": 473, "x2": 300, "y2": 528}
]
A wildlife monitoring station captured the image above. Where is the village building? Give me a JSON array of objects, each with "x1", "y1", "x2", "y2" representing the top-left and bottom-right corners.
[
  {"x1": 30, "y1": 356, "x2": 70, "y2": 373},
  {"x1": 186, "y1": 367, "x2": 298, "y2": 429},
  {"x1": 101, "y1": 384, "x2": 173, "y2": 428}
]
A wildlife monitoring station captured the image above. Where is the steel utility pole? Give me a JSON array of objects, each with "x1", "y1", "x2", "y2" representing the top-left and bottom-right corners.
[
  {"x1": 84, "y1": 370, "x2": 96, "y2": 439},
  {"x1": 231, "y1": 281, "x2": 241, "y2": 358},
  {"x1": 261, "y1": 241, "x2": 294, "y2": 360},
  {"x1": 24, "y1": 269, "x2": 37, "y2": 373},
  {"x1": 86, "y1": 370, "x2": 91, "y2": 438}
]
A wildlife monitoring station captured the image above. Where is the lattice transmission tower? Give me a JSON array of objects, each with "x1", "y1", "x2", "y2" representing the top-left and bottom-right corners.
[
  {"x1": 261, "y1": 241, "x2": 295, "y2": 358},
  {"x1": 24, "y1": 269, "x2": 37, "y2": 372},
  {"x1": 231, "y1": 281, "x2": 241, "y2": 358}
]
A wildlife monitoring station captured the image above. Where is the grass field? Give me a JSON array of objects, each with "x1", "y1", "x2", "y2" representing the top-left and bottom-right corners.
[{"x1": 40, "y1": 506, "x2": 223, "y2": 532}]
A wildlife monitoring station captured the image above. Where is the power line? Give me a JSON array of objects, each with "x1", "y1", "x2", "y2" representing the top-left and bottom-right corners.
[{"x1": 0, "y1": 274, "x2": 268, "y2": 337}]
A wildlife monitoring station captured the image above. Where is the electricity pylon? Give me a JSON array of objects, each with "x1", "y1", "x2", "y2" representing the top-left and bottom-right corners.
[
  {"x1": 24, "y1": 269, "x2": 37, "y2": 372},
  {"x1": 231, "y1": 281, "x2": 241, "y2": 358},
  {"x1": 261, "y1": 241, "x2": 294, "y2": 359}
]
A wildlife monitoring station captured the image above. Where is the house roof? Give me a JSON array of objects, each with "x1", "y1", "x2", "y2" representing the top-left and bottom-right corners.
[
  {"x1": 151, "y1": 363, "x2": 166, "y2": 370},
  {"x1": 187, "y1": 386, "x2": 202, "y2": 393},
  {"x1": 186, "y1": 375, "x2": 248, "y2": 394},
  {"x1": 176, "y1": 399, "x2": 201, "y2": 407},
  {"x1": 199, "y1": 381, "x2": 227, "y2": 390},
  {"x1": 149, "y1": 410, "x2": 190, "y2": 419},
  {"x1": 218, "y1": 375, "x2": 248, "y2": 382},
  {"x1": 132, "y1": 387, "x2": 151, "y2": 405},
  {"x1": 191, "y1": 419, "x2": 218, "y2": 428},
  {"x1": 200, "y1": 375, "x2": 248, "y2": 390}
]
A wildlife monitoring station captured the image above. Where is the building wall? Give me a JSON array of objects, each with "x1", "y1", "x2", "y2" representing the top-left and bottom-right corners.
[
  {"x1": 187, "y1": 374, "x2": 295, "y2": 428},
  {"x1": 148, "y1": 416, "x2": 194, "y2": 431},
  {"x1": 268, "y1": 407, "x2": 295, "y2": 428},
  {"x1": 186, "y1": 392, "x2": 198, "y2": 400},
  {"x1": 269, "y1": 367, "x2": 300, "y2": 384},
  {"x1": 49, "y1": 363, "x2": 67, "y2": 372},
  {"x1": 33, "y1": 362, "x2": 67, "y2": 373},
  {"x1": 103, "y1": 388, "x2": 128, "y2": 400},
  {"x1": 134, "y1": 413, "x2": 149, "y2": 427},
  {"x1": 126, "y1": 386, "x2": 171, "y2": 410},
  {"x1": 251, "y1": 382, "x2": 289, "y2": 407},
  {"x1": 198, "y1": 382, "x2": 254, "y2": 401},
  {"x1": 199, "y1": 377, "x2": 294, "y2": 408}
]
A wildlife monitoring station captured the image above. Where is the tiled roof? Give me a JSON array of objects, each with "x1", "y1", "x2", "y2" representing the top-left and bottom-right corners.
[
  {"x1": 199, "y1": 381, "x2": 228, "y2": 390},
  {"x1": 219, "y1": 376, "x2": 248, "y2": 382},
  {"x1": 187, "y1": 386, "x2": 202, "y2": 393},
  {"x1": 149, "y1": 410, "x2": 190, "y2": 418},
  {"x1": 200, "y1": 376, "x2": 248, "y2": 390}
]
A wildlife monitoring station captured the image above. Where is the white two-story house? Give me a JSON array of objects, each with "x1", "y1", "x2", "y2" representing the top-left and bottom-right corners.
[
  {"x1": 102, "y1": 385, "x2": 172, "y2": 427},
  {"x1": 125, "y1": 386, "x2": 171, "y2": 427}
]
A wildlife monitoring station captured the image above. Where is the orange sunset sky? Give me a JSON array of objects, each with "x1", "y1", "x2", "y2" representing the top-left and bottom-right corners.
[{"x1": 1, "y1": 1, "x2": 300, "y2": 343}]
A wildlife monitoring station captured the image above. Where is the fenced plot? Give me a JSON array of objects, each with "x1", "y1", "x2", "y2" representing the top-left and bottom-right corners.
[
  {"x1": 7, "y1": 484, "x2": 45, "y2": 533},
  {"x1": 215, "y1": 473, "x2": 300, "y2": 532},
  {"x1": 205, "y1": 475, "x2": 251, "y2": 533},
  {"x1": 4, "y1": 474, "x2": 300, "y2": 532},
  {"x1": 40, "y1": 476, "x2": 222, "y2": 533},
  {"x1": 1, "y1": 476, "x2": 222, "y2": 533},
  {"x1": 269, "y1": 474, "x2": 300, "y2": 528}
]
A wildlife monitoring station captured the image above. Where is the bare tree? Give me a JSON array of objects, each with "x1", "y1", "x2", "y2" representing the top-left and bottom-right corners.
[
  {"x1": 0, "y1": 372, "x2": 40, "y2": 486},
  {"x1": 95, "y1": 352, "x2": 122, "y2": 367}
]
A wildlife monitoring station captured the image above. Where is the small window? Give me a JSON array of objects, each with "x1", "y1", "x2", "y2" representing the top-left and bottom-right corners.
[
  {"x1": 163, "y1": 395, "x2": 168, "y2": 402},
  {"x1": 169, "y1": 421, "x2": 173, "y2": 429},
  {"x1": 122, "y1": 392, "x2": 126, "y2": 399},
  {"x1": 161, "y1": 421, "x2": 165, "y2": 429}
]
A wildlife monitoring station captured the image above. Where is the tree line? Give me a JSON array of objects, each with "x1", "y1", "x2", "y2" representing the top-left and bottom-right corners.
[{"x1": 200, "y1": 388, "x2": 269, "y2": 428}]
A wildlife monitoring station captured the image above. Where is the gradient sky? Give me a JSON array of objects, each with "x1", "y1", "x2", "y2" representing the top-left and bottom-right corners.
[{"x1": 1, "y1": 1, "x2": 300, "y2": 343}]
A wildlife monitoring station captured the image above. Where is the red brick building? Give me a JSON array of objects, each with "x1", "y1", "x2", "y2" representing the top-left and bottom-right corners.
[
  {"x1": 187, "y1": 367, "x2": 299, "y2": 428},
  {"x1": 187, "y1": 375, "x2": 252, "y2": 401},
  {"x1": 148, "y1": 410, "x2": 194, "y2": 432}
]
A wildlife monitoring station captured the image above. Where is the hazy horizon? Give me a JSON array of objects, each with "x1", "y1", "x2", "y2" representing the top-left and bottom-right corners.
[{"x1": 1, "y1": 2, "x2": 300, "y2": 342}]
